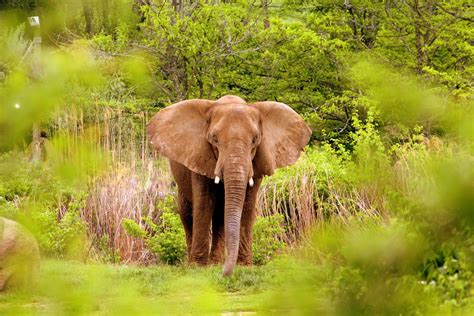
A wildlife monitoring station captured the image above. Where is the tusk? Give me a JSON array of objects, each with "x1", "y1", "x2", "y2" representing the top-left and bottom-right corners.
[
  {"x1": 214, "y1": 176, "x2": 220, "y2": 184},
  {"x1": 249, "y1": 177, "x2": 254, "y2": 187}
]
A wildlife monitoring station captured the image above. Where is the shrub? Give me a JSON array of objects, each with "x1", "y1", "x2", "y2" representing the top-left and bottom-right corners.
[
  {"x1": 257, "y1": 143, "x2": 385, "y2": 244},
  {"x1": 123, "y1": 195, "x2": 186, "y2": 265},
  {"x1": 32, "y1": 194, "x2": 87, "y2": 258},
  {"x1": 421, "y1": 247, "x2": 473, "y2": 305},
  {"x1": 0, "y1": 153, "x2": 87, "y2": 258},
  {"x1": 257, "y1": 147, "x2": 346, "y2": 243},
  {"x1": 252, "y1": 213, "x2": 286, "y2": 265},
  {"x1": 0, "y1": 153, "x2": 59, "y2": 203},
  {"x1": 83, "y1": 162, "x2": 173, "y2": 264},
  {"x1": 147, "y1": 210, "x2": 186, "y2": 265}
]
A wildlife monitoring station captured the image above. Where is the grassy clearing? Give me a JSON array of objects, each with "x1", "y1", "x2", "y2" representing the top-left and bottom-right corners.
[{"x1": 0, "y1": 259, "x2": 284, "y2": 315}]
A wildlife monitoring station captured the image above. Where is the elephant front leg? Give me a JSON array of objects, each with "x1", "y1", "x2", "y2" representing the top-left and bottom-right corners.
[
  {"x1": 237, "y1": 178, "x2": 262, "y2": 265},
  {"x1": 190, "y1": 174, "x2": 215, "y2": 265}
]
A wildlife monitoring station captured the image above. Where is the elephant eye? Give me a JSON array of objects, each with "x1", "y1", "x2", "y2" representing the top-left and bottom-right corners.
[
  {"x1": 252, "y1": 136, "x2": 258, "y2": 145},
  {"x1": 212, "y1": 135, "x2": 219, "y2": 144}
]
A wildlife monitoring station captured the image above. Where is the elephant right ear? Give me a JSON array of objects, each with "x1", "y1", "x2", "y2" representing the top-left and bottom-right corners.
[{"x1": 147, "y1": 99, "x2": 217, "y2": 178}]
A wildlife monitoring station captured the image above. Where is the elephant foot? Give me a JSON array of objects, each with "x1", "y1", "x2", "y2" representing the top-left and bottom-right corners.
[
  {"x1": 237, "y1": 255, "x2": 252, "y2": 266},
  {"x1": 209, "y1": 246, "x2": 224, "y2": 264},
  {"x1": 209, "y1": 255, "x2": 224, "y2": 265},
  {"x1": 189, "y1": 253, "x2": 209, "y2": 266}
]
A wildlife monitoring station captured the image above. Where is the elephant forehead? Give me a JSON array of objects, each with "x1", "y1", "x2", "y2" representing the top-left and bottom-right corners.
[
  {"x1": 216, "y1": 95, "x2": 246, "y2": 104},
  {"x1": 210, "y1": 105, "x2": 260, "y2": 132},
  {"x1": 212, "y1": 104, "x2": 259, "y2": 120}
]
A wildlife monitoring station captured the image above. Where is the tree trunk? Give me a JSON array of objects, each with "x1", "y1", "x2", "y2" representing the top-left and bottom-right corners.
[
  {"x1": 83, "y1": 0, "x2": 94, "y2": 36},
  {"x1": 101, "y1": 0, "x2": 109, "y2": 32},
  {"x1": 262, "y1": 0, "x2": 270, "y2": 29}
]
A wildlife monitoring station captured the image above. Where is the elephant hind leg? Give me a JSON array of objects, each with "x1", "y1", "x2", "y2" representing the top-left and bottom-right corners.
[
  {"x1": 178, "y1": 196, "x2": 193, "y2": 261},
  {"x1": 210, "y1": 212, "x2": 224, "y2": 264},
  {"x1": 237, "y1": 178, "x2": 261, "y2": 265},
  {"x1": 210, "y1": 220, "x2": 224, "y2": 264},
  {"x1": 210, "y1": 185, "x2": 225, "y2": 264}
]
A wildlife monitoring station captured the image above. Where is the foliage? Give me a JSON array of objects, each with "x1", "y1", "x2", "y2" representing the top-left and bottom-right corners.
[
  {"x1": 258, "y1": 111, "x2": 389, "y2": 244},
  {"x1": 0, "y1": 153, "x2": 87, "y2": 258},
  {"x1": 30, "y1": 195, "x2": 87, "y2": 258},
  {"x1": 263, "y1": 146, "x2": 473, "y2": 313},
  {"x1": 0, "y1": 0, "x2": 473, "y2": 313},
  {"x1": 0, "y1": 24, "x2": 29, "y2": 79},
  {"x1": 123, "y1": 195, "x2": 186, "y2": 265},
  {"x1": 422, "y1": 247, "x2": 473, "y2": 304},
  {"x1": 252, "y1": 213, "x2": 286, "y2": 265}
]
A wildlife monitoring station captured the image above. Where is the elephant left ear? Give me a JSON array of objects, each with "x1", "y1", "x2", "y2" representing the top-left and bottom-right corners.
[{"x1": 251, "y1": 101, "x2": 312, "y2": 177}]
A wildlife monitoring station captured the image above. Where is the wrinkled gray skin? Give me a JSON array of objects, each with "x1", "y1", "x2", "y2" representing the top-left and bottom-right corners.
[{"x1": 0, "y1": 217, "x2": 40, "y2": 291}]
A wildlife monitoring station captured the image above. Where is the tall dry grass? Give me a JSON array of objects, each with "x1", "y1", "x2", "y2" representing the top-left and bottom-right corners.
[
  {"x1": 257, "y1": 171, "x2": 320, "y2": 243},
  {"x1": 48, "y1": 106, "x2": 386, "y2": 264},
  {"x1": 49, "y1": 106, "x2": 174, "y2": 263},
  {"x1": 50, "y1": 106, "x2": 150, "y2": 167},
  {"x1": 257, "y1": 168, "x2": 386, "y2": 245},
  {"x1": 82, "y1": 161, "x2": 173, "y2": 263}
]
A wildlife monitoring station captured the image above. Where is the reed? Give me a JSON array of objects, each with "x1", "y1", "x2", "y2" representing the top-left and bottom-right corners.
[
  {"x1": 48, "y1": 106, "x2": 386, "y2": 264},
  {"x1": 257, "y1": 167, "x2": 386, "y2": 245},
  {"x1": 82, "y1": 160, "x2": 173, "y2": 263},
  {"x1": 50, "y1": 105, "x2": 149, "y2": 167},
  {"x1": 49, "y1": 106, "x2": 170, "y2": 263}
]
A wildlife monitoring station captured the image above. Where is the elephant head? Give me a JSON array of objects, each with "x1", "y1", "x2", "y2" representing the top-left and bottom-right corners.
[{"x1": 147, "y1": 95, "x2": 311, "y2": 275}]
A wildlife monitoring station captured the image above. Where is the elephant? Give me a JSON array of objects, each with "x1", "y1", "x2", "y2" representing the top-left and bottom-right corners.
[
  {"x1": 0, "y1": 217, "x2": 40, "y2": 290},
  {"x1": 147, "y1": 95, "x2": 311, "y2": 276}
]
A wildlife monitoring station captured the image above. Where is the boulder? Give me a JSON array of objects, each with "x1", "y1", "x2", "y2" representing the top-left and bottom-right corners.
[{"x1": 0, "y1": 217, "x2": 40, "y2": 291}]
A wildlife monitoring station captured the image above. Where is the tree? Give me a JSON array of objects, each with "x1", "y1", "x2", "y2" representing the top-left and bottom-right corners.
[{"x1": 381, "y1": 0, "x2": 473, "y2": 92}]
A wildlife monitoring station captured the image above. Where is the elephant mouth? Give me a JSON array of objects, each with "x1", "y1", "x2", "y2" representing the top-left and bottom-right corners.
[
  {"x1": 213, "y1": 149, "x2": 255, "y2": 188},
  {"x1": 214, "y1": 175, "x2": 254, "y2": 187}
]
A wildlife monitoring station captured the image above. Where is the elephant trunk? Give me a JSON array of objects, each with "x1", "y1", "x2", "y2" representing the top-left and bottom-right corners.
[{"x1": 222, "y1": 157, "x2": 248, "y2": 277}]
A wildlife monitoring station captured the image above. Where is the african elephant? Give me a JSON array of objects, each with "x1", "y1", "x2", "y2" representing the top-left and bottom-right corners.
[
  {"x1": 147, "y1": 95, "x2": 311, "y2": 276},
  {"x1": 0, "y1": 217, "x2": 40, "y2": 290}
]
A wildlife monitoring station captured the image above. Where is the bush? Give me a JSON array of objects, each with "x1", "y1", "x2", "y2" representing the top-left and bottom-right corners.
[
  {"x1": 123, "y1": 198, "x2": 287, "y2": 266},
  {"x1": 31, "y1": 195, "x2": 87, "y2": 258},
  {"x1": 123, "y1": 195, "x2": 186, "y2": 265},
  {"x1": 0, "y1": 153, "x2": 58, "y2": 202},
  {"x1": 421, "y1": 247, "x2": 473, "y2": 305},
  {"x1": 252, "y1": 213, "x2": 286, "y2": 265},
  {"x1": 0, "y1": 154, "x2": 88, "y2": 258}
]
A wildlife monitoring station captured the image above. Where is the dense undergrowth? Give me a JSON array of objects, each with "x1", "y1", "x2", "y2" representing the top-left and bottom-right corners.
[
  {"x1": 0, "y1": 0, "x2": 473, "y2": 314},
  {"x1": 1, "y1": 112, "x2": 472, "y2": 313}
]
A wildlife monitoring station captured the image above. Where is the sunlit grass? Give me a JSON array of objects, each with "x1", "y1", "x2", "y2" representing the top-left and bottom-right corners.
[{"x1": 0, "y1": 259, "x2": 284, "y2": 315}]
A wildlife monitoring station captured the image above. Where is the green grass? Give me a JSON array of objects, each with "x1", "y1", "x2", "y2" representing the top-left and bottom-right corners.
[{"x1": 0, "y1": 259, "x2": 283, "y2": 315}]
